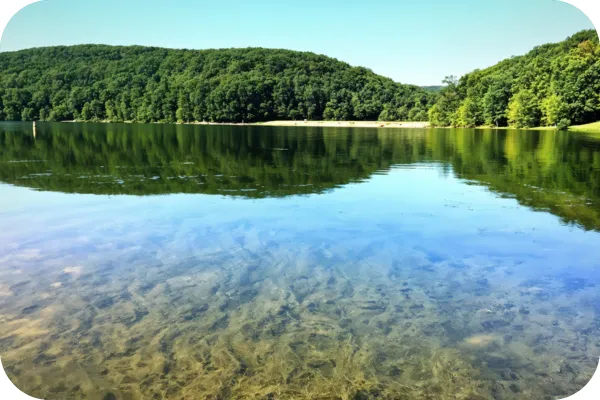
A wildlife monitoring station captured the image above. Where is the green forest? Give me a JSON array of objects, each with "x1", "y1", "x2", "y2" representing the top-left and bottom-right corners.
[
  {"x1": 0, "y1": 30, "x2": 598, "y2": 127},
  {"x1": 0, "y1": 46, "x2": 435, "y2": 123},
  {"x1": 429, "y1": 30, "x2": 600, "y2": 129}
]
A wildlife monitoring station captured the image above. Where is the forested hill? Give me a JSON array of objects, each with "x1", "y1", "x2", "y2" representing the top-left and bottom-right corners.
[
  {"x1": 2, "y1": 30, "x2": 598, "y2": 127},
  {"x1": 421, "y1": 86, "x2": 444, "y2": 93},
  {"x1": 429, "y1": 29, "x2": 600, "y2": 129},
  {"x1": 0, "y1": 45, "x2": 435, "y2": 123}
]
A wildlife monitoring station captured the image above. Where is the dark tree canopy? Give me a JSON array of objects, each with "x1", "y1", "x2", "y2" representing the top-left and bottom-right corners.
[
  {"x1": 0, "y1": 45, "x2": 436, "y2": 123},
  {"x1": 2, "y1": 30, "x2": 598, "y2": 128},
  {"x1": 429, "y1": 30, "x2": 600, "y2": 128}
]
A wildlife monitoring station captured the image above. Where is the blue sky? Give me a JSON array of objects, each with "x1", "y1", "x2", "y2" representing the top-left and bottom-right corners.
[{"x1": 0, "y1": 0, "x2": 595, "y2": 85}]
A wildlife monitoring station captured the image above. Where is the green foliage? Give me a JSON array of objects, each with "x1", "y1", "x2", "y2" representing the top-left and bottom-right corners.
[
  {"x1": 428, "y1": 104, "x2": 445, "y2": 126},
  {"x1": 4, "y1": 30, "x2": 597, "y2": 128},
  {"x1": 507, "y1": 89, "x2": 541, "y2": 128},
  {"x1": 557, "y1": 118, "x2": 571, "y2": 131},
  {"x1": 455, "y1": 98, "x2": 481, "y2": 128},
  {"x1": 429, "y1": 30, "x2": 600, "y2": 128},
  {"x1": 482, "y1": 76, "x2": 511, "y2": 127},
  {"x1": 407, "y1": 106, "x2": 428, "y2": 122},
  {"x1": 0, "y1": 46, "x2": 436, "y2": 123},
  {"x1": 541, "y1": 93, "x2": 567, "y2": 126},
  {"x1": 428, "y1": 76, "x2": 462, "y2": 126},
  {"x1": 377, "y1": 105, "x2": 396, "y2": 121}
]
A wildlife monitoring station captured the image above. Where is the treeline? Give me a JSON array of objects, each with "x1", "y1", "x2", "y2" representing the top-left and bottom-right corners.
[
  {"x1": 2, "y1": 30, "x2": 598, "y2": 127},
  {"x1": 429, "y1": 30, "x2": 600, "y2": 129},
  {"x1": 0, "y1": 46, "x2": 435, "y2": 123}
]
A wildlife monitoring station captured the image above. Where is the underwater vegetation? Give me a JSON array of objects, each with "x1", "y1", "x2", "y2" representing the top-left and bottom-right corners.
[
  {"x1": 0, "y1": 221, "x2": 598, "y2": 400},
  {"x1": 0, "y1": 124, "x2": 599, "y2": 399}
]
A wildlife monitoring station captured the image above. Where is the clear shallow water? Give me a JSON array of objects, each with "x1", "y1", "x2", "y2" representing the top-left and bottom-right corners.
[{"x1": 1, "y1": 122, "x2": 600, "y2": 399}]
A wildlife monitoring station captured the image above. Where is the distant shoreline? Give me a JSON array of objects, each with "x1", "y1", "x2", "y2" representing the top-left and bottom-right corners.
[
  {"x1": 32, "y1": 120, "x2": 584, "y2": 132},
  {"x1": 255, "y1": 121, "x2": 430, "y2": 128},
  {"x1": 60, "y1": 120, "x2": 431, "y2": 129}
]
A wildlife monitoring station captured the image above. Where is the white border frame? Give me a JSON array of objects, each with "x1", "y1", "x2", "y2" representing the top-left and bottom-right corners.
[{"x1": 0, "y1": 0, "x2": 598, "y2": 399}]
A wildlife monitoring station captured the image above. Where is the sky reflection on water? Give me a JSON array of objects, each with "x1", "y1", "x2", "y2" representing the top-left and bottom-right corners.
[{"x1": 0, "y1": 123, "x2": 599, "y2": 399}]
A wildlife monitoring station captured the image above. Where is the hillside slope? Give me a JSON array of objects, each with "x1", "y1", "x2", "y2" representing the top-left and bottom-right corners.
[
  {"x1": 429, "y1": 30, "x2": 600, "y2": 128},
  {"x1": 0, "y1": 45, "x2": 435, "y2": 123}
]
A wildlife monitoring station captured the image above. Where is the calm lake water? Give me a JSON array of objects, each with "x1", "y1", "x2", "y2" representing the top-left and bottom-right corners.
[{"x1": 1, "y1": 122, "x2": 600, "y2": 400}]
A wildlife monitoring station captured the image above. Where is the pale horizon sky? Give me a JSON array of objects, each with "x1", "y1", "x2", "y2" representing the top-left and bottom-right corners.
[{"x1": 0, "y1": 0, "x2": 596, "y2": 86}]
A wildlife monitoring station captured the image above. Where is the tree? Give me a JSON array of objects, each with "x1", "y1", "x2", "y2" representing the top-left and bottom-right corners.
[
  {"x1": 1, "y1": 30, "x2": 599, "y2": 126},
  {"x1": 541, "y1": 93, "x2": 566, "y2": 126},
  {"x1": 428, "y1": 30, "x2": 599, "y2": 127},
  {"x1": 396, "y1": 105, "x2": 409, "y2": 121},
  {"x1": 456, "y1": 98, "x2": 481, "y2": 127},
  {"x1": 557, "y1": 118, "x2": 571, "y2": 131},
  {"x1": 176, "y1": 92, "x2": 193, "y2": 123},
  {"x1": 0, "y1": 45, "x2": 437, "y2": 123},
  {"x1": 21, "y1": 107, "x2": 36, "y2": 121},
  {"x1": 81, "y1": 102, "x2": 92, "y2": 121},
  {"x1": 48, "y1": 104, "x2": 71, "y2": 121},
  {"x1": 507, "y1": 90, "x2": 541, "y2": 128},
  {"x1": 324, "y1": 89, "x2": 353, "y2": 120},
  {"x1": 428, "y1": 104, "x2": 448, "y2": 127},
  {"x1": 378, "y1": 105, "x2": 398, "y2": 121},
  {"x1": 443, "y1": 75, "x2": 459, "y2": 87},
  {"x1": 428, "y1": 80, "x2": 461, "y2": 126},
  {"x1": 482, "y1": 77, "x2": 511, "y2": 127},
  {"x1": 412, "y1": 109, "x2": 428, "y2": 122},
  {"x1": 105, "y1": 100, "x2": 118, "y2": 121}
]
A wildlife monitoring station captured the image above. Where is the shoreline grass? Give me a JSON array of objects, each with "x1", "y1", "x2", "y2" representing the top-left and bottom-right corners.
[{"x1": 570, "y1": 121, "x2": 600, "y2": 134}]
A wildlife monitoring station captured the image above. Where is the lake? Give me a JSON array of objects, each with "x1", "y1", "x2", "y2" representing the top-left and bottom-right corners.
[{"x1": 1, "y1": 122, "x2": 599, "y2": 400}]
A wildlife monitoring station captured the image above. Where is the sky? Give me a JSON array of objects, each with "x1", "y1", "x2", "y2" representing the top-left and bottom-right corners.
[{"x1": 0, "y1": 0, "x2": 596, "y2": 86}]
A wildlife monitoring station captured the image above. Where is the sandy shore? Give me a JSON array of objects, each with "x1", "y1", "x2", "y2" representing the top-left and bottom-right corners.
[
  {"x1": 58, "y1": 120, "x2": 573, "y2": 131},
  {"x1": 62, "y1": 120, "x2": 430, "y2": 128},
  {"x1": 256, "y1": 120, "x2": 430, "y2": 128}
]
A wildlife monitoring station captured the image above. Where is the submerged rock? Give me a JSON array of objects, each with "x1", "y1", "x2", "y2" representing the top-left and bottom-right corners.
[{"x1": 463, "y1": 334, "x2": 498, "y2": 347}]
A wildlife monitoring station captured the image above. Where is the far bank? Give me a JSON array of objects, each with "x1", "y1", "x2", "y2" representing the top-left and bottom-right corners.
[{"x1": 56, "y1": 119, "x2": 576, "y2": 131}]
